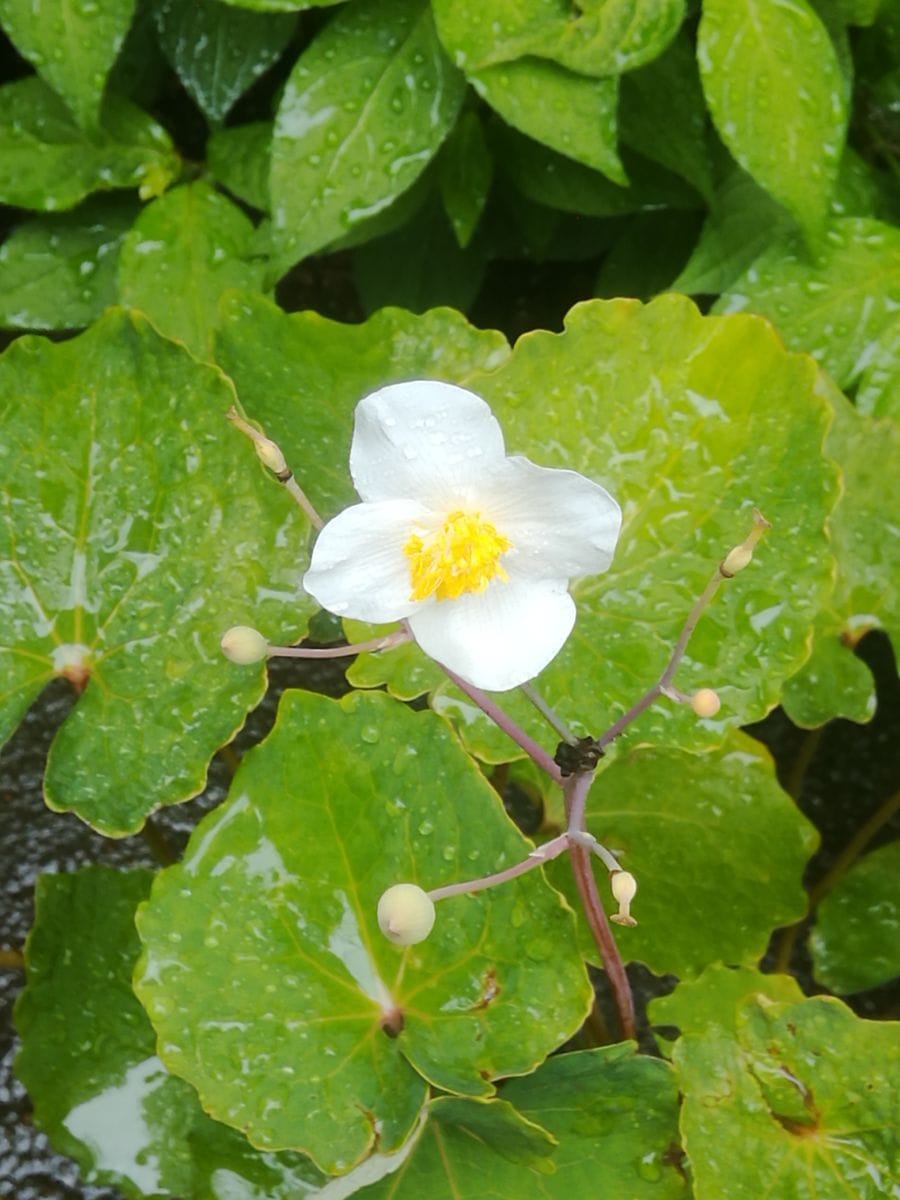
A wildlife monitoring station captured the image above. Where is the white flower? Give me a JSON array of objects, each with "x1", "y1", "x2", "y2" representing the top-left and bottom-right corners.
[{"x1": 302, "y1": 381, "x2": 621, "y2": 691}]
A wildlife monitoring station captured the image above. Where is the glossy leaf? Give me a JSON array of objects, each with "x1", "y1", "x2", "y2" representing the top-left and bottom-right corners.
[
  {"x1": 357, "y1": 1046, "x2": 687, "y2": 1197},
  {"x1": 206, "y1": 121, "x2": 272, "y2": 212},
  {"x1": 673, "y1": 166, "x2": 794, "y2": 296},
  {"x1": 219, "y1": 0, "x2": 338, "y2": 8},
  {"x1": 698, "y1": 0, "x2": 847, "y2": 235},
  {"x1": 674, "y1": 996, "x2": 900, "y2": 1200},
  {"x1": 855, "y1": 319, "x2": 900, "y2": 421},
  {"x1": 594, "y1": 210, "x2": 702, "y2": 301},
  {"x1": 716, "y1": 217, "x2": 900, "y2": 392},
  {"x1": 117, "y1": 181, "x2": 267, "y2": 359},
  {"x1": 438, "y1": 110, "x2": 493, "y2": 248},
  {"x1": 0, "y1": 195, "x2": 138, "y2": 331},
  {"x1": 810, "y1": 839, "x2": 900, "y2": 994},
  {"x1": 549, "y1": 735, "x2": 817, "y2": 978},
  {"x1": 0, "y1": 77, "x2": 180, "y2": 212},
  {"x1": 154, "y1": 0, "x2": 297, "y2": 123},
  {"x1": 213, "y1": 289, "x2": 510, "y2": 518},
  {"x1": 0, "y1": 308, "x2": 312, "y2": 834},
  {"x1": 469, "y1": 59, "x2": 625, "y2": 183},
  {"x1": 135, "y1": 688, "x2": 592, "y2": 1173},
  {"x1": 269, "y1": 0, "x2": 465, "y2": 270},
  {"x1": 619, "y1": 30, "x2": 714, "y2": 200},
  {"x1": 0, "y1": 0, "x2": 136, "y2": 130},
  {"x1": 782, "y1": 394, "x2": 900, "y2": 726},
  {"x1": 15, "y1": 867, "x2": 327, "y2": 1199},
  {"x1": 649, "y1": 963, "x2": 804, "y2": 1041},
  {"x1": 432, "y1": 0, "x2": 685, "y2": 77}
]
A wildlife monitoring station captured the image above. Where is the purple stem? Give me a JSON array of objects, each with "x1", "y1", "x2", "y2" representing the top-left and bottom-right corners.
[
  {"x1": 427, "y1": 833, "x2": 570, "y2": 901},
  {"x1": 268, "y1": 630, "x2": 410, "y2": 659}
]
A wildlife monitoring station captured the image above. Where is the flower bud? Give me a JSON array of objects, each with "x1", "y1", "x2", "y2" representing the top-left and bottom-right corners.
[
  {"x1": 720, "y1": 543, "x2": 754, "y2": 577},
  {"x1": 609, "y1": 870, "x2": 638, "y2": 927},
  {"x1": 220, "y1": 625, "x2": 268, "y2": 665},
  {"x1": 254, "y1": 436, "x2": 289, "y2": 477},
  {"x1": 691, "y1": 688, "x2": 721, "y2": 719},
  {"x1": 377, "y1": 883, "x2": 436, "y2": 945}
]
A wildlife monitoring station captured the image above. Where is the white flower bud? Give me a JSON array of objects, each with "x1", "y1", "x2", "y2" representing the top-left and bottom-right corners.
[
  {"x1": 220, "y1": 625, "x2": 268, "y2": 665},
  {"x1": 254, "y1": 436, "x2": 289, "y2": 477},
  {"x1": 691, "y1": 688, "x2": 722, "y2": 719},
  {"x1": 609, "y1": 870, "x2": 638, "y2": 927},
  {"x1": 377, "y1": 883, "x2": 436, "y2": 946}
]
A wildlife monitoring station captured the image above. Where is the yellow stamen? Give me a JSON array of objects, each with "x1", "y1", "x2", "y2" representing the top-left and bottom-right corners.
[{"x1": 404, "y1": 510, "x2": 512, "y2": 602}]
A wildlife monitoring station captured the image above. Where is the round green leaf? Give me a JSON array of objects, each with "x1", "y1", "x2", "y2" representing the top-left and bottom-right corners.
[
  {"x1": 269, "y1": 0, "x2": 465, "y2": 270},
  {"x1": 0, "y1": 77, "x2": 180, "y2": 212},
  {"x1": 674, "y1": 996, "x2": 900, "y2": 1200},
  {"x1": 0, "y1": 0, "x2": 136, "y2": 130},
  {"x1": 0, "y1": 194, "x2": 138, "y2": 331},
  {"x1": 357, "y1": 1047, "x2": 687, "y2": 1197},
  {"x1": 117, "y1": 182, "x2": 268, "y2": 360},
  {"x1": 473, "y1": 295, "x2": 839, "y2": 754},
  {"x1": 15, "y1": 867, "x2": 327, "y2": 1199},
  {"x1": 698, "y1": 0, "x2": 847, "y2": 235},
  {"x1": 549, "y1": 734, "x2": 818, "y2": 978},
  {"x1": 716, "y1": 217, "x2": 900, "y2": 392},
  {"x1": 469, "y1": 60, "x2": 625, "y2": 183},
  {"x1": 134, "y1": 688, "x2": 592, "y2": 1174},
  {"x1": 432, "y1": 0, "x2": 685, "y2": 77},
  {"x1": 154, "y1": 0, "x2": 297, "y2": 124},
  {"x1": 0, "y1": 309, "x2": 312, "y2": 834},
  {"x1": 810, "y1": 839, "x2": 900, "y2": 994}
]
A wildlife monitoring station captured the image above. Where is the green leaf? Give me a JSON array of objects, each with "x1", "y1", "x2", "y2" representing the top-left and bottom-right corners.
[
  {"x1": 357, "y1": 1047, "x2": 687, "y2": 1197},
  {"x1": 782, "y1": 395, "x2": 900, "y2": 726},
  {"x1": 470, "y1": 295, "x2": 839, "y2": 755},
  {"x1": 219, "y1": 0, "x2": 339, "y2": 9},
  {"x1": 697, "y1": 0, "x2": 848, "y2": 235},
  {"x1": 117, "y1": 181, "x2": 267, "y2": 360},
  {"x1": 855, "y1": 318, "x2": 900, "y2": 421},
  {"x1": 0, "y1": 0, "x2": 136, "y2": 130},
  {"x1": 15, "y1": 867, "x2": 327, "y2": 1199},
  {"x1": 0, "y1": 309, "x2": 312, "y2": 834},
  {"x1": 716, "y1": 217, "x2": 900, "y2": 392},
  {"x1": 648, "y1": 963, "x2": 804, "y2": 1041},
  {"x1": 0, "y1": 194, "x2": 138, "y2": 331},
  {"x1": 594, "y1": 210, "x2": 701, "y2": 300},
  {"x1": 469, "y1": 59, "x2": 625, "y2": 183},
  {"x1": 810, "y1": 839, "x2": 900, "y2": 994},
  {"x1": 548, "y1": 734, "x2": 817, "y2": 978},
  {"x1": 491, "y1": 122, "x2": 703, "y2": 217},
  {"x1": 134, "y1": 688, "x2": 592, "y2": 1173},
  {"x1": 207, "y1": 121, "x2": 272, "y2": 211},
  {"x1": 619, "y1": 30, "x2": 714, "y2": 201},
  {"x1": 213, "y1": 289, "x2": 510, "y2": 517},
  {"x1": 353, "y1": 195, "x2": 485, "y2": 314},
  {"x1": 674, "y1": 996, "x2": 900, "y2": 1200},
  {"x1": 432, "y1": 0, "x2": 686, "y2": 77},
  {"x1": 438, "y1": 109, "x2": 493, "y2": 248},
  {"x1": 269, "y1": 0, "x2": 465, "y2": 270},
  {"x1": 672, "y1": 166, "x2": 795, "y2": 296},
  {"x1": 154, "y1": 0, "x2": 297, "y2": 124},
  {"x1": 0, "y1": 77, "x2": 180, "y2": 212}
]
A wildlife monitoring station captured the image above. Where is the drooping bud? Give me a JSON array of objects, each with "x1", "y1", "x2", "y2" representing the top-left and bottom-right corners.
[
  {"x1": 377, "y1": 883, "x2": 436, "y2": 945},
  {"x1": 609, "y1": 870, "x2": 638, "y2": 927},
  {"x1": 720, "y1": 508, "x2": 771, "y2": 578},
  {"x1": 691, "y1": 688, "x2": 721, "y2": 719},
  {"x1": 220, "y1": 625, "x2": 268, "y2": 665}
]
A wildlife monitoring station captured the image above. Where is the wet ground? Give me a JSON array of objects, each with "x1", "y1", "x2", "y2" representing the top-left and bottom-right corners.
[{"x1": 2, "y1": 635, "x2": 898, "y2": 1197}]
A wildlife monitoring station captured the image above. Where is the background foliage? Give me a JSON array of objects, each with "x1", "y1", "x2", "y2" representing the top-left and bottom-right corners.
[{"x1": 1, "y1": 0, "x2": 898, "y2": 1197}]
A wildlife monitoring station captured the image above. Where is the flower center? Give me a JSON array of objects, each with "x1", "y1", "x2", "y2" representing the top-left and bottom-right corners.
[{"x1": 403, "y1": 510, "x2": 512, "y2": 602}]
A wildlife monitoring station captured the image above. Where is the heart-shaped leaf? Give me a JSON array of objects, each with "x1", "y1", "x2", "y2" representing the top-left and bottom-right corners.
[
  {"x1": 0, "y1": 308, "x2": 312, "y2": 833},
  {"x1": 134, "y1": 688, "x2": 592, "y2": 1173}
]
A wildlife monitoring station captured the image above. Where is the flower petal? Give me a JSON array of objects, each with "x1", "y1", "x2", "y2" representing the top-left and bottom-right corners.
[
  {"x1": 478, "y1": 456, "x2": 622, "y2": 579},
  {"x1": 350, "y1": 381, "x2": 507, "y2": 505},
  {"x1": 407, "y1": 577, "x2": 576, "y2": 691},
  {"x1": 303, "y1": 500, "x2": 430, "y2": 623}
]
